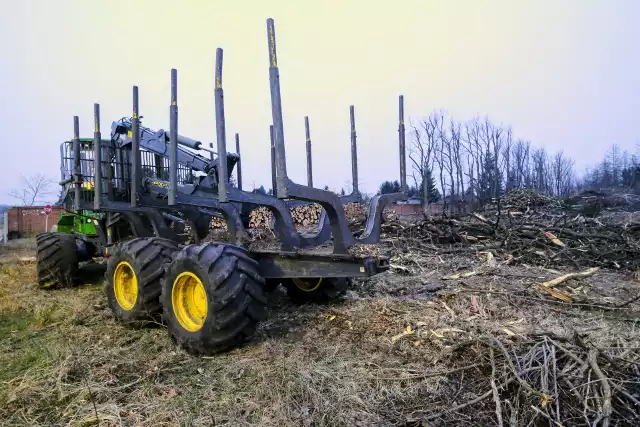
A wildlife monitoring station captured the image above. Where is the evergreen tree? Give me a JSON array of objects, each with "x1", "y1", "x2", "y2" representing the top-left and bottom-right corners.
[
  {"x1": 417, "y1": 168, "x2": 441, "y2": 202},
  {"x1": 477, "y1": 154, "x2": 502, "y2": 201},
  {"x1": 252, "y1": 185, "x2": 267, "y2": 195},
  {"x1": 377, "y1": 180, "x2": 401, "y2": 195}
]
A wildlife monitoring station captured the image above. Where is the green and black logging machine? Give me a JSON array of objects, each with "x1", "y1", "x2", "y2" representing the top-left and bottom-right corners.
[{"x1": 37, "y1": 19, "x2": 409, "y2": 355}]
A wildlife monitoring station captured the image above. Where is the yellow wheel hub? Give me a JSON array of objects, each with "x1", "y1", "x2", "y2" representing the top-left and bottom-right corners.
[
  {"x1": 172, "y1": 272, "x2": 208, "y2": 332},
  {"x1": 113, "y1": 261, "x2": 138, "y2": 311},
  {"x1": 293, "y1": 277, "x2": 323, "y2": 292}
]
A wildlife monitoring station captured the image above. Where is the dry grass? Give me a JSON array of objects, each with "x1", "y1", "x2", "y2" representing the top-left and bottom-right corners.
[
  {"x1": 0, "y1": 239, "x2": 36, "y2": 264},
  {"x1": 0, "y1": 240, "x2": 639, "y2": 426}
]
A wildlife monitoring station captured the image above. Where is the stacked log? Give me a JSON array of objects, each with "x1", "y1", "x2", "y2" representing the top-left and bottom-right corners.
[
  {"x1": 248, "y1": 204, "x2": 323, "y2": 229},
  {"x1": 210, "y1": 216, "x2": 226, "y2": 229},
  {"x1": 206, "y1": 202, "x2": 374, "y2": 231},
  {"x1": 245, "y1": 203, "x2": 370, "y2": 229},
  {"x1": 205, "y1": 201, "x2": 399, "y2": 236},
  {"x1": 345, "y1": 203, "x2": 367, "y2": 225},
  {"x1": 291, "y1": 204, "x2": 322, "y2": 227},
  {"x1": 248, "y1": 207, "x2": 272, "y2": 228}
]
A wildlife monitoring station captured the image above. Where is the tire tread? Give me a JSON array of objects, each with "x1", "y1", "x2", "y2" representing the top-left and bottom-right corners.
[
  {"x1": 36, "y1": 232, "x2": 78, "y2": 288},
  {"x1": 105, "y1": 237, "x2": 179, "y2": 323},
  {"x1": 162, "y1": 242, "x2": 267, "y2": 355}
]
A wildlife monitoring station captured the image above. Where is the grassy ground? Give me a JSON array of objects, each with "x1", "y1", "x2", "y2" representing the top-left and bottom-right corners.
[
  {"x1": 1, "y1": 241, "x2": 639, "y2": 426},
  {"x1": 0, "y1": 239, "x2": 36, "y2": 263}
]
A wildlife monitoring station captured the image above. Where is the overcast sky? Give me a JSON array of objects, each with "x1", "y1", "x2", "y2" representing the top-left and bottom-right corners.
[{"x1": 0, "y1": 0, "x2": 638, "y2": 204}]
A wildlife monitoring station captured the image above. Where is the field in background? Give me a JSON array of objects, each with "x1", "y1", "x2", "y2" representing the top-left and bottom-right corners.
[{"x1": 0, "y1": 239, "x2": 36, "y2": 263}]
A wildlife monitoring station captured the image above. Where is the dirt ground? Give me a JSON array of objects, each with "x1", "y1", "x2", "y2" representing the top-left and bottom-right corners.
[{"x1": 1, "y1": 239, "x2": 639, "y2": 426}]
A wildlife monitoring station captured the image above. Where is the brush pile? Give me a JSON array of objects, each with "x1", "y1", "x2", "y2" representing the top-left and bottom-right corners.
[
  {"x1": 350, "y1": 189, "x2": 640, "y2": 424},
  {"x1": 377, "y1": 191, "x2": 640, "y2": 271},
  {"x1": 500, "y1": 188, "x2": 560, "y2": 209},
  {"x1": 379, "y1": 281, "x2": 640, "y2": 426}
]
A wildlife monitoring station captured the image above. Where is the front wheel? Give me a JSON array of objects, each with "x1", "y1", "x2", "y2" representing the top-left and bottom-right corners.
[
  {"x1": 36, "y1": 232, "x2": 78, "y2": 288},
  {"x1": 281, "y1": 277, "x2": 350, "y2": 304},
  {"x1": 162, "y1": 243, "x2": 267, "y2": 355}
]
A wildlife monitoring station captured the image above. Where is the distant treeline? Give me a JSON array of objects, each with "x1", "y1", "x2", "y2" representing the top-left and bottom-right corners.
[{"x1": 374, "y1": 111, "x2": 639, "y2": 202}]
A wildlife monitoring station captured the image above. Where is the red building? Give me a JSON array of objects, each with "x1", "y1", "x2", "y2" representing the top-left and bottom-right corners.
[{"x1": 7, "y1": 205, "x2": 63, "y2": 238}]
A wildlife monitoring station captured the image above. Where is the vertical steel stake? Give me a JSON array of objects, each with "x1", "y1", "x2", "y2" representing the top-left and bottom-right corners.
[
  {"x1": 131, "y1": 86, "x2": 140, "y2": 206},
  {"x1": 350, "y1": 105, "x2": 359, "y2": 194},
  {"x1": 73, "y1": 116, "x2": 81, "y2": 210},
  {"x1": 399, "y1": 95, "x2": 407, "y2": 192},
  {"x1": 305, "y1": 116, "x2": 313, "y2": 187},
  {"x1": 269, "y1": 125, "x2": 277, "y2": 197},
  {"x1": 266, "y1": 18, "x2": 288, "y2": 198},
  {"x1": 169, "y1": 69, "x2": 178, "y2": 205},
  {"x1": 235, "y1": 133, "x2": 242, "y2": 190},
  {"x1": 93, "y1": 104, "x2": 102, "y2": 210},
  {"x1": 214, "y1": 48, "x2": 229, "y2": 202}
]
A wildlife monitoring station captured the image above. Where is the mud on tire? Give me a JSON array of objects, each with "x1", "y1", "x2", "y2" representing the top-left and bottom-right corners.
[
  {"x1": 282, "y1": 277, "x2": 350, "y2": 304},
  {"x1": 162, "y1": 243, "x2": 267, "y2": 355},
  {"x1": 105, "y1": 237, "x2": 179, "y2": 323},
  {"x1": 36, "y1": 232, "x2": 79, "y2": 288}
]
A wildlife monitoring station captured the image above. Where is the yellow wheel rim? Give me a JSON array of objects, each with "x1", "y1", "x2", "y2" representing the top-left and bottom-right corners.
[
  {"x1": 113, "y1": 261, "x2": 138, "y2": 311},
  {"x1": 172, "y1": 272, "x2": 208, "y2": 332},
  {"x1": 292, "y1": 277, "x2": 323, "y2": 292}
]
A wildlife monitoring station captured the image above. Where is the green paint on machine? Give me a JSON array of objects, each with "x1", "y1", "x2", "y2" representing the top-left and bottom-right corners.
[{"x1": 56, "y1": 211, "x2": 101, "y2": 236}]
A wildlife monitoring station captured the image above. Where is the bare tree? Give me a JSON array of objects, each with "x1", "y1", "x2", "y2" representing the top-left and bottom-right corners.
[
  {"x1": 550, "y1": 151, "x2": 575, "y2": 196},
  {"x1": 466, "y1": 154, "x2": 476, "y2": 200},
  {"x1": 463, "y1": 117, "x2": 483, "y2": 203},
  {"x1": 437, "y1": 114, "x2": 456, "y2": 201},
  {"x1": 9, "y1": 173, "x2": 55, "y2": 206},
  {"x1": 449, "y1": 118, "x2": 465, "y2": 199},
  {"x1": 531, "y1": 148, "x2": 548, "y2": 193},
  {"x1": 409, "y1": 112, "x2": 442, "y2": 210},
  {"x1": 502, "y1": 128, "x2": 513, "y2": 191},
  {"x1": 480, "y1": 118, "x2": 504, "y2": 199},
  {"x1": 608, "y1": 144, "x2": 623, "y2": 186},
  {"x1": 429, "y1": 111, "x2": 448, "y2": 208},
  {"x1": 581, "y1": 143, "x2": 639, "y2": 192},
  {"x1": 511, "y1": 139, "x2": 531, "y2": 189},
  {"x1": 409, "y1": 108, "x2": 594, "y2": 203}
]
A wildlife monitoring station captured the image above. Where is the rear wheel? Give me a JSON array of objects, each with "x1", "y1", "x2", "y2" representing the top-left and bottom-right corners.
[
  {"x1": 36, "y1": 232, "x2": 78, "y2": 288},
  {"x1": 282, "y1": 277, "x2": 350, "y2": 303},
  {"x1": 162, "y1": 243, "x2": 267, "y2": 355},
  {"x1": 105, "y1": 238, "x2": 179, "y2": 323}
]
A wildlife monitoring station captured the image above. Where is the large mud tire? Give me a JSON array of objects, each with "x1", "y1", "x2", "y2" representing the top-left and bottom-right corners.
[
  {"x1": 162, "y1": 243, "x2": 267, "y2": 355},
  {"x1": 36, "y1": 232, "x2": 78, "y2": 288},
  {"x1": 282, "y1": 277, "x2": 350, "y2": 304},
  {"x1": 105, "y1": 238, "x2": 179, "y2": 323}
]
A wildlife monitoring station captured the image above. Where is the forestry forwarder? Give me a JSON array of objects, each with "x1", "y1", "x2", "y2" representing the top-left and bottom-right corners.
[{"x1": 35, "y1": 19, "x2": 409, "y2": 355}]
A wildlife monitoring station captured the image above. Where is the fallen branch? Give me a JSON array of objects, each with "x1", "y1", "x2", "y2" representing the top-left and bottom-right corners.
[
  {"x1": 490, "y1": 347, "x2": 504, "y2": 427},
  {"x1": 536, "y1": 267, "x2": 599, "y2": 289},
  {"x1": 421, "y1": 367, "x2": 539, "y2": 422},
  {"x1": 374, "y1": 363, "x2": 483, "y2": 381},
  {"x1": 616, "y1": 292, "x2": 640, "y2": 308},
  {"x1": 587, "y1": 348, "x2": 612, "y2": 427}
]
